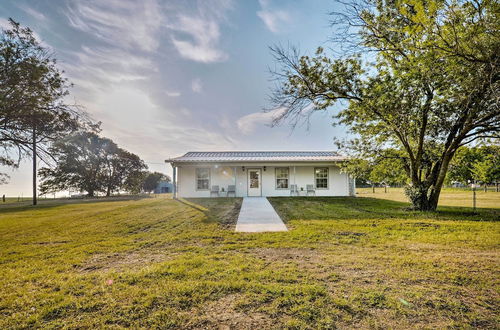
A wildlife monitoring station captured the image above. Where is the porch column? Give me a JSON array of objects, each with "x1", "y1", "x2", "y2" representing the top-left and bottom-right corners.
[
  {"x1": 172, "y1": 165, "x2": 177, "y2": 199},
  {"x1": 294, "y1": 166, "x2": 296, "y2": 195}
]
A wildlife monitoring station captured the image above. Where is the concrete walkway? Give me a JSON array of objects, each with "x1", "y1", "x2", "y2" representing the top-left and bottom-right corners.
[{"x1": 235, "y1": 197, "x2": 288, "y2": 232}]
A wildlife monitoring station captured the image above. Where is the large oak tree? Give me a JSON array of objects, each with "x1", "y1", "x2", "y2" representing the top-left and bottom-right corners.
[
  {"x1": 269, "y1": 0, "x2": 499, "y2": 210},
  {"x1": 39, "y1": 131, "x2": 147, "y2": 197}
]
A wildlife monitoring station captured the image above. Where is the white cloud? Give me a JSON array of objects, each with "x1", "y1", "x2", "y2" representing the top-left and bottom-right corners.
[
  {"x1": 0, "y1": 18, "x2": 11, "y2": 30},
  {"x1": 237, "y1": 107, "x2": 287, "y2": 134},
  {"x1": 59, "y1": 45, "x2": 155, "y2": 100},
  {"x1": 64, "y1": 0, "x2": 162, "y2": 52},
  {"x1": 165, "y1": 91, "x2": 181, "y2": 97},
  {"x1": 191, "y1": 78, "x2": 203, "y2": 93},
  {"x1": 167, "y1": 0, "x2": 232, "y2": 63},
  {"x1": 18, "y1": 5, "x2": 47, "y2": 21},
  {"x1": 257, "y1": 0, "x2": 290, "y2": 34}
]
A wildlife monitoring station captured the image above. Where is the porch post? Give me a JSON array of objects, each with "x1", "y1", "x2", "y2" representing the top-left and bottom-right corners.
[
  {"x1": 172, "y1": 165, "x2": 177, "y2": 199},
  {"x1": 294, "y1": 166, "x2": 296, "y2": 195}
]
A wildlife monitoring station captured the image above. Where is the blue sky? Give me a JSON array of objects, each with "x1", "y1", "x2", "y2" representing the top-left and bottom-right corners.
[{"x1": 0, "y1": 0, "x2": 347, "y2": 196}]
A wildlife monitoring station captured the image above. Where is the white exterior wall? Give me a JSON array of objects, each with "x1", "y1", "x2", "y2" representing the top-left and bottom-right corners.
[{"x1": 175, "y1": 163, "x2": 352, "y2": 198}]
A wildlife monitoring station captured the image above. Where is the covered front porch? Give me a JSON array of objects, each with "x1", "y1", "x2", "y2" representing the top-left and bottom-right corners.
[{"x1": 170, "y1": 163, "x2": 354, "y2": 198}]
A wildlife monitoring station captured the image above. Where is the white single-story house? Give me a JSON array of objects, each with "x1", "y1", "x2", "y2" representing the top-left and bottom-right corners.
[{"x1": 166, "y1": 151, "x2": 355, "y2": 198}]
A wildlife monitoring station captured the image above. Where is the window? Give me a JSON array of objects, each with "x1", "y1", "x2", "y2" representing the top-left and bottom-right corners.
[
  {"x1": 275, "y1": 167, "x2": 289, "y2": 189},
  {"x1": 315, "y1": 167, "x2": 328, "y2": 189},
  {"x1": 196, "y1": 168, "x2": 210, "y2": 190}
]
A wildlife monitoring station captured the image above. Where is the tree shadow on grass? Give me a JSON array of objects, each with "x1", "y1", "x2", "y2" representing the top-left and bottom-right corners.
[
  {"x1": 177, "y1": 198, "x2": 243, "y2": 228},
  {"x1": 268, "y1": 196, "x2": 499, "y2": 222}
]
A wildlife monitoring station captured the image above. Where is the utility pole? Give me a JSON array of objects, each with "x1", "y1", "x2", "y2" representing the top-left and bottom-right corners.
[{"x1": 32, "y1": 124, "x2": 37, "y2": 206}]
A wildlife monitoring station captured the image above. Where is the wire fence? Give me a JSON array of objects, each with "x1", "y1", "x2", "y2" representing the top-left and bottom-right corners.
[
  {"x1": 355, "y1": 184, "x2": 500, "y2": 193},
  {"x1": 0, "y1": 192, "x2": 173, "y2": 205}
]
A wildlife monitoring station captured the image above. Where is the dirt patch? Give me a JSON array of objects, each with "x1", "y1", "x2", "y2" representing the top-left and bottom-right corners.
[
  {"x1": 246, "y1": 247, "x2": 329, "y2": 279},
  {"x1": 78, "y1": 249, "x2": 176, "y2": 273},
  {"x1": 23, "y1": 240, "x2": 70, "y2": 245},
  {"x1": 403, "y1": 222, "x2": 441, "y2": 229},
  {"x1": 217, "y1": 198, "x2": 243, "y2": 229},
  {"x1": 248, "y1": 247, "x2": 323, "y2": 264},
  {"x1": 187, "y1": 294, "x2": 274, "y2": 329},
  {"x1": 336, "y1": 231, "x2": 367, "y2": 237}
]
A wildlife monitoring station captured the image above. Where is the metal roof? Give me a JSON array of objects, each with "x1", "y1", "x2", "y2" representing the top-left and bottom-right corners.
[{"x1": 166, "y1": 151, "x2": 348, "y2": 163}]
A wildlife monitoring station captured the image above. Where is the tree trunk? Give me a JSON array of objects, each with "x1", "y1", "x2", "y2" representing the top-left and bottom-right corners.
[
  {"x1": 496, "y1": 182, "x2": 499, "y2": 193},
  {"x1": 484, "y1": 184, "x2": 487, "y2": 193},
  {"x1": 32, "y1": 125, "x2": 37, "y2": 206},
  {"x1": 372, "y1": 184, "x2": 375, "y2": 193},
  {"x1": 421, "y1": 151, "x2": 456, "y2": 211},
  {"x1": 106, "y1": 186, "x2": 111, "y2": 197},
  {"x1": 384, "y1": 185, "x2": 387, "y2": 193}
]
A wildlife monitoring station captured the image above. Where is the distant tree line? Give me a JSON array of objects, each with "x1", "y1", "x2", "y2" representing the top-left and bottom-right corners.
[
  {"x1": 1, "y1": 19, "x2": 170, "y2": 202},
  {"x1": 447, "y1": 144, "x2": 500, "y2": 191},
  {"x1": 350, "y1": 145, "x2": 500, "y2": 192}
]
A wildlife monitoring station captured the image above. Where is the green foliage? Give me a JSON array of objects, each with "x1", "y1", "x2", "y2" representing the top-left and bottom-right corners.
[
  {"x1": 447, "y1": 144, "x2": 500, "y2": 185},
  {"x1": 472, "y1": 153, "x2": 500, "y2": 185},
  {"x1": 142, "y1": 171, "x2": 170, "y2": 193},
  {"x1": 270, "y1": 0, "x2": 500, "y2": 210},
  {"x1": 343, "y1": 149, "x2": 407, "y2": 186},
  {"x1": 39, "y1": 131, "x2": 146, "y2": 196},
  {"x1": 0, "y1": 19, "x2": 87, "y2": 179}
]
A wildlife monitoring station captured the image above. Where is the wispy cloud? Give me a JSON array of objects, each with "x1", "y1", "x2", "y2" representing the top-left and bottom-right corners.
[
  {"x1": 64, "y1": 0, "x2": 162, "y2": 52},
  {"x1": 257, "y1": 0, "x2": 290, "y2": 34},
  {"x1": 237, "y1": 107, "x2": 286, "y2": 134},
  {"x1": 0, "y1": 18, "x2": 11, "y2": 30},
  {"x1": 165, "y1": 90, "x2": 181, "y2": 97},
  {"x1": 18, "y1": 4, "x2": 47, "y2": 21},
  {"x1": 191, "y1": 78, "x2": 203, "y2": 93},
  {"x1": 167, "y1": 0, "x2": 232, "y2": 63}
]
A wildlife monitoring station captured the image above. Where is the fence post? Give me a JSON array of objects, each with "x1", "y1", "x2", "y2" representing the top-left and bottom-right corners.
[{"x1": 473, "y1": 184, "x2": 477, "y2": 214}]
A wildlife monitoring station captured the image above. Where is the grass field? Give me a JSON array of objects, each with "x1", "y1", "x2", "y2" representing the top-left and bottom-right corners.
[
  {"x1": 357, "y1": 187, "x2": 500, "y2": 209},
  {"x1": 0, "y1": 190, "x2": 498, "y2": 328}
]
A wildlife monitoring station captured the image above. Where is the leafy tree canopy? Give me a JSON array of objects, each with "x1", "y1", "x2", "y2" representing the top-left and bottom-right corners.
[
  {"x1": 143, "y1": 172, "x2": 170, "y2": 193},
  {"x1": 0, "y1": 19, "x2": 89, "y2": 178},
  {"x1": 446, "y1": 144, "x2": 499, "y2": 185},
  {"x1": 343, "y1": 149, "x2": 407, "y2": 186},
  {"x1": 39, "y1": 131, "x2": 147, "y2": 197},
  {"x1": 269, "y1": 0, "x2": 499, "y2": 210}
]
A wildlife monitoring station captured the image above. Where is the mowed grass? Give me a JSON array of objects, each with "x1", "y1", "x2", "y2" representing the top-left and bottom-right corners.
[
  {"x1": 357, "y1": 187, "x2": 499, "y2": 209},
  {"x1": 0, "y1": 191, "x2": 499, "y2": 328}
]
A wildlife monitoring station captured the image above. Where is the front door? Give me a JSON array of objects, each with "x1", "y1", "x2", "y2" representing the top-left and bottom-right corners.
[{"x1": 247, "y1": 169, "x2": 261, "y2": 196}]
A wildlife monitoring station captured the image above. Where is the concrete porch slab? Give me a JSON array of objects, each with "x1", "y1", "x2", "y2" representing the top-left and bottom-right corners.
[{"x1": 235, "y1": 197, "x2": 287, "y2": 232}]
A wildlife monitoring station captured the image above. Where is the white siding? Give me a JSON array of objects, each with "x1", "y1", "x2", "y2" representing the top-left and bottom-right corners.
[{"x1": 176, "y1": 163, "x2": 351, "y2": 198}]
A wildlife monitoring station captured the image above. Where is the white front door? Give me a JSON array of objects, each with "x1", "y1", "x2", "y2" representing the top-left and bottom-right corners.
[{"x1": 247, "y1": 169, "x2": 262, "y2": 196}]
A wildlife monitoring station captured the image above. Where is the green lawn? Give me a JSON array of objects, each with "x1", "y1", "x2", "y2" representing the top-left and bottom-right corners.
[
  {"x1": 357, "y1": 187, "x2": 500, "y2": 209},
  {"x1": 0, "y1": 192, "x2": 499, "y2": 328}
]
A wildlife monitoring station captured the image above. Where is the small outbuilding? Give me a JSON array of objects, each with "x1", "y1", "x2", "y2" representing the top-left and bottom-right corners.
[
  {"x1": 166, "y1": 151, "x2": 355, "y2": 198},
  {"x1": 154, "y1": 180, "x2": 173, "y2": 194}
]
